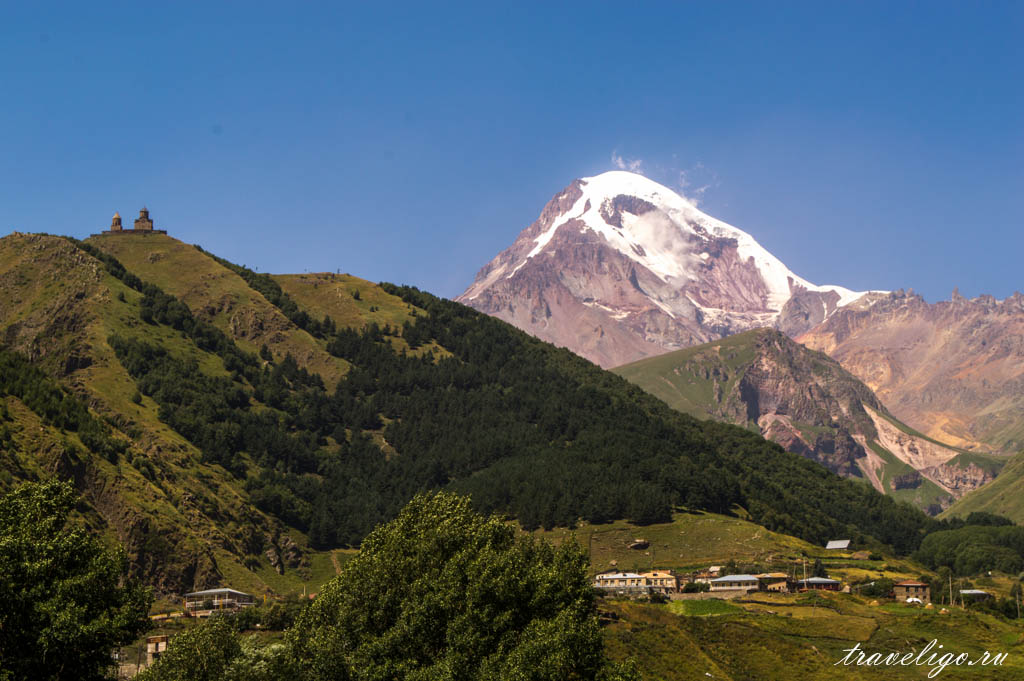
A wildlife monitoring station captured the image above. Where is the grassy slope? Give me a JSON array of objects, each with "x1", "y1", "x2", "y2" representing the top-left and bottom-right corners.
[
  {"x1": 88, "y1": 233, "x2": 350, "y2": 387},
  {"x1": 613, "y1": 329, "x2": 760, "y2": 421},
  {"x1": 530, "y1": 511, "x2": 926, "y2": 584},
  {"x1": 2, "y1": 233, "x2": 453, "y2": 599},
  {"x1": 603, "y1": 594, "x2": 1024, "y2": 680},
  {"x1": 273, "y1": 272, "x2": 447, "y2": 357},
  {"x1": 0, "y1": 234, "x2": 338, "y2": 596},
  {"x1": 942, "y1": 450, "x2": 1024, "y2": 522},
  {"x1": 872, "y1": 408, "x2": 1009, "y2": 469},
  {"x1": 864, "y1": 440, "x2": 951, "y2": 509}
]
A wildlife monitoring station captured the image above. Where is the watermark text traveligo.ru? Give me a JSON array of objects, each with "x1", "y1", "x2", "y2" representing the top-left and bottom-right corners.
[{"x1": 835, "y1": 639, "x2": 1008, "y2": 678}]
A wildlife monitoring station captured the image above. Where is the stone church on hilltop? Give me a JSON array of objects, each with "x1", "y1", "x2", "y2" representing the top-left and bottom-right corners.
[{"x1": 97, "y1": 207, "x2": 167, "y2": 235}]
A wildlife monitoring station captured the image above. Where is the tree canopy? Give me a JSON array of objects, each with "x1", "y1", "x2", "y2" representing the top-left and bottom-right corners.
[
  {"x1": 0, "y1": 480, "x2": 152, "y2": 681},
  {"x1": 138, "y1": 493, "x2": 635, "y2": 681},
  {"x1": 287, "y1": 492, "x2": 637, "y2": 681}
]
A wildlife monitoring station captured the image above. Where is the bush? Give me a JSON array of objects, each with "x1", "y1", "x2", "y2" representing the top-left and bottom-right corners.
[{"x1": 859, "y1": 578, "x2": 894, "y2": 598}]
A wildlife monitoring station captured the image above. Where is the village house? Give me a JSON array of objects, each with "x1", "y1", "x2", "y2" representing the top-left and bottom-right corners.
[
  {"x1": 594, "y1": 569, "x2": 681, "y2": 595},
  {"x1": 691, "y1": 566, "x2": 722, "y2": 584},
  {"x1": 797, "y1": 577, "x2": 841, "y2": 591},
  {"x1": 184, "y1": 587, "x2": 257, "y2": 615},
  {"x1": 640, "y1": 570, "x2": 679, "y2": 594},
  {"x1": 893, "y1": 580, "x2": 930, "y2": 603},
  {"x1": 825, "y1": 539, "x2": 851, "y2": 551},
  {"x1": 146, "y1": 635, "x2": 170, "y2": 667},
  {"x1": 709, "y1": 574, "x2": 759, "y2": 592},
  {"x1": 756, "y1": 572, "x2": 790, "y2": 592},
  {"x1": 593, "y1": 571, "x2": 648, "y2": 593}
]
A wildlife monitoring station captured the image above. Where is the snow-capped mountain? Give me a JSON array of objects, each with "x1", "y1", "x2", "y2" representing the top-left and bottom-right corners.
[{"x1": 458, "y1": 171, "x2": 883, "y2": 368}]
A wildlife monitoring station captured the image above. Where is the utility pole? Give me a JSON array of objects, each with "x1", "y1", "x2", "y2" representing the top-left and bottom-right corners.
[{"x1": 949, "y1": 574, "x2": 954, "y2": 607}]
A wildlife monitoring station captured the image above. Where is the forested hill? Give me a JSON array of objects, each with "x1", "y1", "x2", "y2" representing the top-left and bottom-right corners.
[
  {"x1": 90, "y1": 233, "x2": 935, "y2": 553},
  {"x1": 0, "y1": 232, "x2": 936, "y2": 593},
  {"x1": 312, "y1": 284, "x2": 935, "y2": 553}
]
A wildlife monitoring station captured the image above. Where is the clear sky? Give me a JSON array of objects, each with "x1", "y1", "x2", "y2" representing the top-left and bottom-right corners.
[{"x1": 2, "y1": 2, "x2": 1021, "y2": 302}]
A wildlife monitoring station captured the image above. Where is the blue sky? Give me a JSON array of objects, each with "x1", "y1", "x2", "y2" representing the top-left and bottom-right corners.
[{"x1": 1, "y1": 2, "x2": 1021, "y2": 301}]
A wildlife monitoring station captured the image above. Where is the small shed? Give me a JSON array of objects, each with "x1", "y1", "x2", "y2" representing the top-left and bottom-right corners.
[
  {"x1": 960, "y1": 589, "x2": 992, "y2": 602},
  {"x1": 825, "y1": 539, "x2": 851, "y2": 550}
]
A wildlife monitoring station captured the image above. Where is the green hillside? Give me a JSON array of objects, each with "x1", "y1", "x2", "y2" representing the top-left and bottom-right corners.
[
  {"x1": 532, "y1": 511, "x2": 928, "y2": 584},
  {"x1": 613, "y1": 329, "x2": 1001, "y2": 513},
  {"x1": 943, "y1": 450, "x2": 1024, "y2": 523},
  {"x1": 0, "y1": 231, "x2": 949, "y2": 598},
  {"x1": 603, "y1": 595, "x2": 1024, "y2": 680},
  {"x1": 89, "y1": 233, "x2": 350, "y2": 388}
]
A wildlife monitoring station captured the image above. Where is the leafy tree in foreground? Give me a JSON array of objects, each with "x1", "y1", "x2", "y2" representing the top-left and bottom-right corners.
[
  {"x1": 135, "y1": 617, "x2": 241, "y2": 681},
  {"x1": 288, "y1": 492, "x2": 638, "y2": 681},
  {"x1": 136, "y1": 616, "x2": 294, "y2": 681},
  {"x1": 0, "y1": 480, "x2": 152, "y2": 681}
]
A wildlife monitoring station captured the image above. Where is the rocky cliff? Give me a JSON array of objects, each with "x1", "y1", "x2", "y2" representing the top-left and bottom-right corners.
[
  {"x1": 797, "y1": 288, "x2": 1024, "y2": 453},
  {"x1": 613, "y1": 328, "x2": 1003, "y2": 513}
]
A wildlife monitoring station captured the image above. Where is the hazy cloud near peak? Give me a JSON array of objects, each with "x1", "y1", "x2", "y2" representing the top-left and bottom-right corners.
[
  {"x1": 609, "y1": 151, "x2": 719, "y2": 208},
  {"x1": 611, "y1": 151, "x2": 644, "y2": 174}
]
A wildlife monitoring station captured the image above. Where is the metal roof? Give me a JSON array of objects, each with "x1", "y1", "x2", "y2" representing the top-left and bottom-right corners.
[
  {"x1": 798, "y1": 577, "x2": 840, "y2": 584},
  {"x1": 185, "y1": 588, "x2": 253, "y2": 597},
  {"x1": 594, "y1": 572, "x2": 644, "y2": 580},
  {"x1": 825, "y1": 540, "x2": 851, "y2": 550},
  {"x1": 711, "y1": 574, "x2": 760, "y2": 582}
]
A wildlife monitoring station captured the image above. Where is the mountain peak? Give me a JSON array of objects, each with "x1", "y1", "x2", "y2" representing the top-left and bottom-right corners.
[{"x1": 458, "y1": 173, "x2": 883, "y2": 367}]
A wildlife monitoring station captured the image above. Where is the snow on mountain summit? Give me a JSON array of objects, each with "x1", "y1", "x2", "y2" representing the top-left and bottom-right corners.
[
  {"x1": 458, "y1": 171, "x2": 883, "y2": 368},
  {"x1": 508, "y1": 171, "x2": 864, "y2": 313}
]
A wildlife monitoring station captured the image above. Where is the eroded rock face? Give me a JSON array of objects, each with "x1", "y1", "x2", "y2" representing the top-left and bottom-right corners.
[
  {"x1": 924, "y1": 462, "x2": 997, "y2": 495},
  {"x1": 798, "y1": 289, "x2": 1024, "y2": 453},
  {"x1": 458, "y1": 172, "x2": 875, "y2": 368},
  {"x1": 613, "y1": 328, "x2": 993, "y2": 513}
]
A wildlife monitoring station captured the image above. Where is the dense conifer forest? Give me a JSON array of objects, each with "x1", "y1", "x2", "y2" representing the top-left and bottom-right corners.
[{"x1": 54, "y1": 239, "x2": 938, "y2": 555}]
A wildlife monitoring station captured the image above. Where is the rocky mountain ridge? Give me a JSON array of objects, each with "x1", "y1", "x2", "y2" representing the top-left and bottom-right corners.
[
  {"x1": 613, "y1": 328, "x2": 1004, "y2": 513},
  {"x1": 797, "y1": 288, "x2": 1024, "y2": 454}
]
